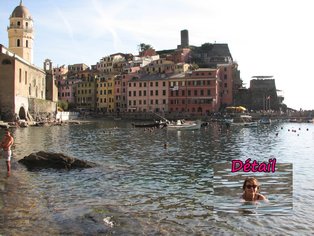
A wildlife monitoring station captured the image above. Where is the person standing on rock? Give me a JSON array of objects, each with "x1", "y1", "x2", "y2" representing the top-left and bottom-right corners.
[{"x1": 1, "y1": 129, "x2": 14, "y2": 176}]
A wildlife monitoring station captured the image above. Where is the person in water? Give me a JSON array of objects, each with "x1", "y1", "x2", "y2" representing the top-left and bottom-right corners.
[
  {"x1": 1, "y1": 129, "x2": 14, "y2": 176},
  {"x1": 242, "y1": 177, "x2": 267, "y2": 201}
]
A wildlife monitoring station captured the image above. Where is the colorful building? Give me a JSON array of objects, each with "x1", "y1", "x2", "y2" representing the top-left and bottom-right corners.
[
  {"x1": 127, "y1": 74, "x2": 169, "y2": 113},
  {"x1": 168, "y1": 68, "x2": 221, "y2": 115},
  {"x1": 96, "y1": 74, "x2": 115, "y2": 112}
]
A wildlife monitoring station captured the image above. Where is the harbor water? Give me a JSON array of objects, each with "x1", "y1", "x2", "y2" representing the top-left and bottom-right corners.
[{"x1": 0, "y1": 120, "x2": 314, "y2": 235}]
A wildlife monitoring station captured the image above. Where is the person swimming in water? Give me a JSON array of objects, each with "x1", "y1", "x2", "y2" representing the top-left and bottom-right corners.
[{"x1": 242, "y1": 177, "x2": 267, "y2": 201}]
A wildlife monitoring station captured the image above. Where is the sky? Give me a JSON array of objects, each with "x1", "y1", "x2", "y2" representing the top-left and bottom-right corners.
[{"x1": 1, "y1": 0, "x2": 314, "y2": 110}]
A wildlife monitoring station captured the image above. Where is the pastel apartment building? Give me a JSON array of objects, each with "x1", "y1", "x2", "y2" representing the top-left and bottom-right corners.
[
  {"x1": 217, "y1": 62, "x2": 242, "y2": 107},
  {"x1": 96, "y1": 74, "x2": 115, "y2": 112},
  {"x1": 168, "y1": 68, "x2": 221, "y2": 114},
  {"x1": 96, "y1": 53, "x2": 125, "y2": 73},
  {"x1": 114, "y1": 73, "x2": 137, "y2": 112},
  {"x1": 127, "y1": 74, "x2": 169, "y2": 113}
]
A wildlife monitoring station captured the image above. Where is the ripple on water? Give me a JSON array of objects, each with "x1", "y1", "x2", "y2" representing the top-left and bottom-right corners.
[{"x1": 2, "y1": 122, "x2": 314, "y2": 235}]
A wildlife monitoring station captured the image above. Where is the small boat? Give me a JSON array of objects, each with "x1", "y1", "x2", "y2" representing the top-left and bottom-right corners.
[
  {"x1": 224, "y1": 118, "x2": 234, "y2": 124},
  {"x1": 132, "y1": 120, "x2": 166, "y2": 128},
  {"x1": 166, "y1": 120, "x2": 201, "y2": 131},
  {"x1": 232, "y1": 115, "x2": 258, "y2": 128},
  {"x1": 259, "y1": 116, "x2": 271, "y2": 124}
]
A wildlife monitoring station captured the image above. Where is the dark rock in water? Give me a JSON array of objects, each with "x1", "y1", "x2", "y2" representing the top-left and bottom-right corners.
[{"x1": 18, "y1": 151, "x2": 97, "y2": 170}]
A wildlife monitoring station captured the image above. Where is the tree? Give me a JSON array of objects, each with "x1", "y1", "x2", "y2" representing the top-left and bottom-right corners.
[
  {"x1": 138, "y1": 43, "x2": 154, "y2": 53},
  {"x1": 200, "y1": 43, "x2": 213, "y2": 51},
  {"x1": 58, "y1": 100, "x2": 68, "y2": 111},
  {"x1": 190, "y1": 63, "x2": 199, "y2": 70}
]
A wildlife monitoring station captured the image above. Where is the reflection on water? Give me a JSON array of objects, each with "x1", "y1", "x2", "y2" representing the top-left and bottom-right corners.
[{"x1": 0, "y1": 121, "x2": 314, "y2": 235}]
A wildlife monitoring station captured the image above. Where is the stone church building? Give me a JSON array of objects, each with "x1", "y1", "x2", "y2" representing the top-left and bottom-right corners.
[{"x1": 0, "y1": 1, "x2": 58, "y2": 121}]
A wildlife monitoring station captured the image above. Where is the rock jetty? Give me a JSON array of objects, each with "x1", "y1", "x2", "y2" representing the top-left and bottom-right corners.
[{"x1": 18, "y1": 151, "x2": 97, "y2": 170}]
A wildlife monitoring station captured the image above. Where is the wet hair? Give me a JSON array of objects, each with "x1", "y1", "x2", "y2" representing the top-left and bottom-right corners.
[
  {"x1": 242, "y1": 177, "x2": 260, "y2": 190},
  {"x1": 5, "y1": 128, "x2": 10, "y2": 133}
]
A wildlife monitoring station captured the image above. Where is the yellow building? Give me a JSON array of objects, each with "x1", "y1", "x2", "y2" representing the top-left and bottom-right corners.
[
  {"x1": 76, "y1": 76, "x2": 97, "y2": 111},
  {"x1": 96, "y1": 74, "x2": 115, "y2": 112}
]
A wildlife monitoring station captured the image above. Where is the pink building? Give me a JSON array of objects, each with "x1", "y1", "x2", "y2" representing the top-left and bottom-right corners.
[
  {"x1": 168, "y1": 68, "x2": 221, "y2": 115},
  {"x1": 127, "y1": 74, "x2": 169, "y2": 113},
  {"x1": 114, "y1": 73, "x2": 137, "y2": 112},
  {"x1": 217, "y1": 62, "x2": 241, "y2": 107}
]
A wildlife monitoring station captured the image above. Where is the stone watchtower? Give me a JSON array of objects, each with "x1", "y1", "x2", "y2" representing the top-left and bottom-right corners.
[
  {"x1": 181, "y1": 29, "x2": 189, "y2": 48},
  {"x1": 7, "y1": 0, "x2": 34, "y2": 64}
]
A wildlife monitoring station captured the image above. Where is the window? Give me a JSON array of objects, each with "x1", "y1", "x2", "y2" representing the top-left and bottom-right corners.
[
  {"x1": 17, "y1": 39, "x2": 20, "y2": 47},
  {"x1": 2, "y1": 59, "x2": 11, "y2": 65},
  {"x1": 25, "y1": 71, "x2": 27, "y2": 84},
  {"x1": 155, "y1": 90, "x2": 158, "y2": 96},
  {"x1": 26, "y1": 40, "x2": 28, "y2": 48},
  {"x1": 19, "y1": 69, "x2": 22, "y2": 83},
  {"x1": 150, "y1": 90, "x2": 153, "y2": 96}
]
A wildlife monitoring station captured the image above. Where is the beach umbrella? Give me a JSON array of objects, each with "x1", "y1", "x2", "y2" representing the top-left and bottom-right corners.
[{"x1": 237, "y1": 106, "x2": 247, "y2": 111}]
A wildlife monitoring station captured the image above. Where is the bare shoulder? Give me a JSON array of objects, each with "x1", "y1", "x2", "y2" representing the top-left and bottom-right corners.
[{"x1": 258, "y1": 194, "x2": 268, "y2": 202}]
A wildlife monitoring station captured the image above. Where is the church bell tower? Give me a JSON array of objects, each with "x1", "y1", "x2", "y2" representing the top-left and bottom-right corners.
[{"x1": 7, "y1": 0, "x2": 34, "y2": 64}]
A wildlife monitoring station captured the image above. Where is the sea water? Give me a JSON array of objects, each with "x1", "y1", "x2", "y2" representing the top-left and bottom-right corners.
[{"x1": 0, "y1": 121, "x2": 313, "y2": 235}]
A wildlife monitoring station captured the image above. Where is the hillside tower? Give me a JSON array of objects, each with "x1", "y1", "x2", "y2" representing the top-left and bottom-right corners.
[
  {"x1": 7, "y1": 0, "x2": 34, "y2": 64},
  {"x1": 181, "y1": 29, "x2": 189, "y2": 48}
]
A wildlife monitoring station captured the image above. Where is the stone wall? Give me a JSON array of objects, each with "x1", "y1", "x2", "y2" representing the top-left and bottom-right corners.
[{"x1": 28, "y1": 98, "x2": 57, "y2": 120}]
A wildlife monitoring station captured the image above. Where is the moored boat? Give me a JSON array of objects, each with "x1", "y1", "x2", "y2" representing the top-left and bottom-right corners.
[
  {"x1": 259, "y1": 116, "x2": 271, "y2": 124},
  {"x1": 166, "y1": 120, "x2": 201, "y2": 131},
  {"x1": 132, "y1": 120, "x2": 166, "y2": 128},
  {"x1": 232, "y1": 115, "x2": 258, "y2": 127}
]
